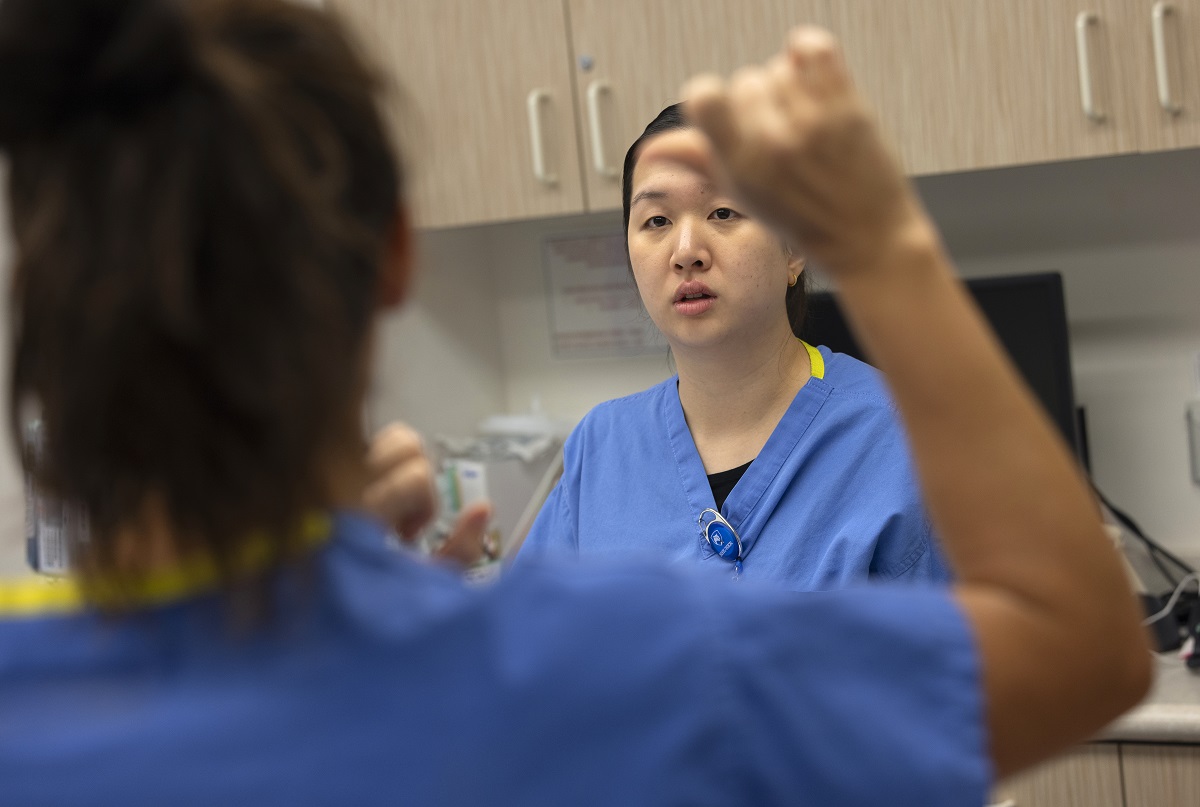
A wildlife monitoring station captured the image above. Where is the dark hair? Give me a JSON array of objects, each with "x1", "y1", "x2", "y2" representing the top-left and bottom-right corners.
[
  {"x1": 621, "y1": 103, "x2": 808, "y2": 338},
  {"x1": 0, "y1": 0, "x2": 400, "y2": 597}
]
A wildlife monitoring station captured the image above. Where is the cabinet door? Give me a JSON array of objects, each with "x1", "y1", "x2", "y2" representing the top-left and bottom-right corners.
[
  {"x1": 331, "y1": 0, "x2": 585, "y2": 228},
  {"x1": 1122, "y1": 744, "x2": 1200, "y2": 807},
  {"x1": 990, "y1": 744, "x2": 1124, "y2": 807},
  {"x1": 566, "y1": 0, "x2": 828, "y2": 212},
  {"x1": 822, "y1": 0, "x2": 1139, "y2": 175},
  {"x1": 1123, "y1": 0, "x2": 1200, "y2": 151}
]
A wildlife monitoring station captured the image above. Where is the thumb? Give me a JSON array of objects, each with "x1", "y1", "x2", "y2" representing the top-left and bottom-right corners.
[
  {"x1": 680, "y1": 74, "x2": 742, "y2": 165},
  {"x1": 435, "y1": 502, "x2": 493, "y2": 567}
]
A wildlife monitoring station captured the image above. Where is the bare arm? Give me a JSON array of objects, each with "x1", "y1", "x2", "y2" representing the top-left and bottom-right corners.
[{"x1": 667, "y1": 28, "x2": 1151, "y2": 778}]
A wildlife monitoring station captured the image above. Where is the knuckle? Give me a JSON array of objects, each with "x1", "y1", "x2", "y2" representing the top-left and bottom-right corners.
[
  {"x1": 412, "y1": 463, "x2": 434, "y2": 491},
  {"x1": 811, "y1": 33, "x2": 837, "y2": 60},
  {"x1": 383, "y1": 426, "x2": 423, "y2": 459},
  {"x1": 729, "y1": 66, "x2": 764, "y2": 96}
]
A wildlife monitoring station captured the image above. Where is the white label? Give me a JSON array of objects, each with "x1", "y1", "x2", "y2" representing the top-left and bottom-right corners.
[
  {"x1": 543, "y1": 232, "x2": 667, "y2": 359},
  {"x1": 36, "y1": 520, "x2": 71, "y2": 575}
]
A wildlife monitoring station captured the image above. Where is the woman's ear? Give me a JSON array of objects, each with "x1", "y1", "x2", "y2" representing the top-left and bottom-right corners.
[
  {"x1": 378, "y1": 206, "x2": 414, "y2": 310},
  {"x1": 784, "y1": 244, "x2": 806, "y2": 282}
]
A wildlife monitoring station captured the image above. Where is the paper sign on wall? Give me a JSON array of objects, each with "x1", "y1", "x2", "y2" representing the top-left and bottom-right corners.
[{"x1": 543, "y1": 232, "x2": 666, "y2": 359}]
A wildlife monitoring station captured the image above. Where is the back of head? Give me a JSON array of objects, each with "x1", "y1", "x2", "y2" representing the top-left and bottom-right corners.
[{"x1": 0, "y1": 0, "x2": 401, "y2": 592}]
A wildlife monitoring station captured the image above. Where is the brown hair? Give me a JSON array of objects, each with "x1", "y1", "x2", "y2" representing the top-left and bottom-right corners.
[
  {"x1": 0, "y1": 0, "x2": 400, "y2": 594},
  {"x1": 621, "y1": 103, "x2": 808, "y2": 338}
]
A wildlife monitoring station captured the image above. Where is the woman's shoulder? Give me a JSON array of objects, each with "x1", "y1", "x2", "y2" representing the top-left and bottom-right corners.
[
  {"x1": 815, "y1": 346, "x2": 895, "y2": 409},
  {"x1": 570, "y1": 377, "x2": 676, "y2": 435}
]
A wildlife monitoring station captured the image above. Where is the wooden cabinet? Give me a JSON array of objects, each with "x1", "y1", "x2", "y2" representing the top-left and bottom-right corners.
[
  {"x1": 797, "y1": 1, "x2": 1200, "y2": 173},
  {"x1": 568, "y1": 0, "x2": 1200, "y2": 210},
  {"x1": 822, "y1": 0, "x2": 1141, "y2": 175},
  {"x1": 988, "y1": 742, "x2": 1200, "y2": 807},
  {"x1": 991, "y1": 744, "x2": 1124, "y2": 807},
  {"x1": 1122, "y1": 744, "x2": 1200, "y2": 807},
  {"x1": 333, "y1": 0, "x2": 1200, "y2": 228},
  {"x1": 330, "y1": 0, "x2": 586, "y2": 229},
  {"x1": 1122, "y1": 0, "x2": 1200, "y2": 152},
  {"x1": 565, "y1": 0, "x2": 827, "y2": 211}
]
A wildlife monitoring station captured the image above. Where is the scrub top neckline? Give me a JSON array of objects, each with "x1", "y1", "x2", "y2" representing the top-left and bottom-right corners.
[
  {"x1": 664, "y1": 342, "x2": 834, "y2": 562},
  {"x1": 0, "y1": 512, "x2": 338, "y2": 617}
]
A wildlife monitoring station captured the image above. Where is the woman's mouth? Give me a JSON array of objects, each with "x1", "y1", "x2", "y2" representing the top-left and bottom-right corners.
[{"x1": 673, "y1": 290, "x2": 715, "y2": 315}]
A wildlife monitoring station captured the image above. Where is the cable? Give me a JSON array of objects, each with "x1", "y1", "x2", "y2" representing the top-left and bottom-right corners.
[
  {"x1": 1142, "y1": 572, "x2": 1200, "y2": 626},
  {"x1": 1102, "y1": 490, "x2": 1195, "y2": 575},
  {"x1": 1091, "y1": 483, "x2": 1196, "y2": 586},
  {"x1": 1102, "y1": 489, "x2": 1195, "y2": 574},
  {"x1": 1120, "y1": 516, "x2": 1194, "y2": 580}
]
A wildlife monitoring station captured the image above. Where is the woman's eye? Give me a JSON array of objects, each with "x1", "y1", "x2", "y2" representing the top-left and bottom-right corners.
[
  {"x1": 711, "y1": 207, "x2": 738, "y2": 221},
  {"x1": 645, "y1": 215, "x2": 669, "y2": 229}
]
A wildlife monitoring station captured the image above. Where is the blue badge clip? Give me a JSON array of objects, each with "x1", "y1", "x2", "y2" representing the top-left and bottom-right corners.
[{"x1": 698, "y1": 508, "x2": 744, "y2": 579}]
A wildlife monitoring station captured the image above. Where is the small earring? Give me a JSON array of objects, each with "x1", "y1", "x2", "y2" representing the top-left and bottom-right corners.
[{"x1": 787, "y1": 274, "x2": 798, "y2": 287}]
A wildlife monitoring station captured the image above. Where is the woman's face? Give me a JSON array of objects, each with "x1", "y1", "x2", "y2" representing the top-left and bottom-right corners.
[{"x1": 626, "y1": 128, "x2": 803, "y2": 353}]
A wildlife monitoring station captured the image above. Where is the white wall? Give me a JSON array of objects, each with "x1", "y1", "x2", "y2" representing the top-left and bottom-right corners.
[
  {"x1": 367, "y1": 226, "x2": 507, "y2": 436},
  {"x1": 956, "y1": 242, "x2": 1200, "y2": 559},
  {"x1": 485, "y1": 211, "x2": 676, "y2": 422},
  {"x1": 927, "y1": 148, "x2": 1200, "y2": 558}
]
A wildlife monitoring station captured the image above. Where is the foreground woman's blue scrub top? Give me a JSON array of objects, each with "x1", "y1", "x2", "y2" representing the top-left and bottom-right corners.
[
  {"x1": 521, "y1": 344, "x2": 950, "y2": 586},
  {"x1": 0, "y1": 512, "x2": 987, "y2": 806}
]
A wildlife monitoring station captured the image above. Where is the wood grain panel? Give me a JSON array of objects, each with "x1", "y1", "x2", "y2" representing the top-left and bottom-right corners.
[
  {"x1": 991, "y1": 744, "x2": 1124, "y2": 807},
  {"x1": 331, "y1": 0, "x2": 586, "y2": 228},
  {"x1": 823, "y1": 0, "x2": 1137, "y2": 175},
  {"x1": 1124, "y1": 0, "x2": 1200, "y2": 151},
  {"x1": 1122, "y1": 743, "x2": 1200, "y2": 806}
]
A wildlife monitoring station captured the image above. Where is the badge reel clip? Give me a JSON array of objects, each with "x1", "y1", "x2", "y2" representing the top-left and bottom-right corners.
[{"x1": 698, "y1": 508, "x2": 743, "y2": 579}]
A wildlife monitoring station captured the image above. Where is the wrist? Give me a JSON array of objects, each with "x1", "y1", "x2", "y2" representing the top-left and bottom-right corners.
[{"x1": 834, "y1": 210, "x2": 946, "y2": 288}]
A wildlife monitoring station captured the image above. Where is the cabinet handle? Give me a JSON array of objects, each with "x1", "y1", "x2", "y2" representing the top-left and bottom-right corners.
[
  {"x1": 526, "y1": 89, "x2": 558, "y2": 186},
  {"x1": 986, "y1": 801, "x2": 1017, "y2": 807},
  {"x1": 1152, "y1": 2, "x2": 1183, "y2": 114},
  {"x1": 586, "y1": 80, "x2": 619, "y2": 179},
  {"x1": 1075, "y1": 11, "x2": 1106, "y2": 122}
]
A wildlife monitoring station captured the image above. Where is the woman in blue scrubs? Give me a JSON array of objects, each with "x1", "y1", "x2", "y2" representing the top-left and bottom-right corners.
[
  {"x1": 0, "y1": 3, "x2": 1149, "y2": 804},
  {"x1": 520, "y1": 104, "x2": 947, "y2": 587}
]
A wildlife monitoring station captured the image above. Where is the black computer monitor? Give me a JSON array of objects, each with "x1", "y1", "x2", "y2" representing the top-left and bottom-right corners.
[{"x1": 799, "y1": 272, "x2": 1085, "y2": 465}]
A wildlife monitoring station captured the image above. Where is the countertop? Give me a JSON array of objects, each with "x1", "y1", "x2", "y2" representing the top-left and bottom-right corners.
[{"x1": 1102, "y1": 653, "x2": 1200, "y2": 744}]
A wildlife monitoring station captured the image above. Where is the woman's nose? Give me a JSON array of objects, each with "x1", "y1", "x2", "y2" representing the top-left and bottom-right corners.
[{"x1": 671, "y1": 222, "x2": 710, "y2": 271}]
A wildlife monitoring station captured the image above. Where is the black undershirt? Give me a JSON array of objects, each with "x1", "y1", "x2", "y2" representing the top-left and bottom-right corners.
[{"x1": 706, "y1": 460, "x2": 753, "y2": 511}]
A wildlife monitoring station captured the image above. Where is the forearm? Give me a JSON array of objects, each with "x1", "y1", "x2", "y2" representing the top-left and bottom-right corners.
[
  {"x1": 834, "y1": 221, "x2": 1092, "y2": 593},
  {"x1": 835, "y1": 217, "x2": 1150, "y2": 772}
]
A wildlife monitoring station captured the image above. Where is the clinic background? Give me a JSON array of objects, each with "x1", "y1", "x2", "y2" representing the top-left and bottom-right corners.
[{"x1": 1, "y1": 131, "x2": 1200, "y2": 576}]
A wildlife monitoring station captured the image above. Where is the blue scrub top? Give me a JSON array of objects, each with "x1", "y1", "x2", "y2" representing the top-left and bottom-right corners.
[
  {"x1": 521, "y1": 345, "x2": 950, "y2": 587},
  {"x1": 0, "y1": 512, "x2": 987, "y2": 806}
]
